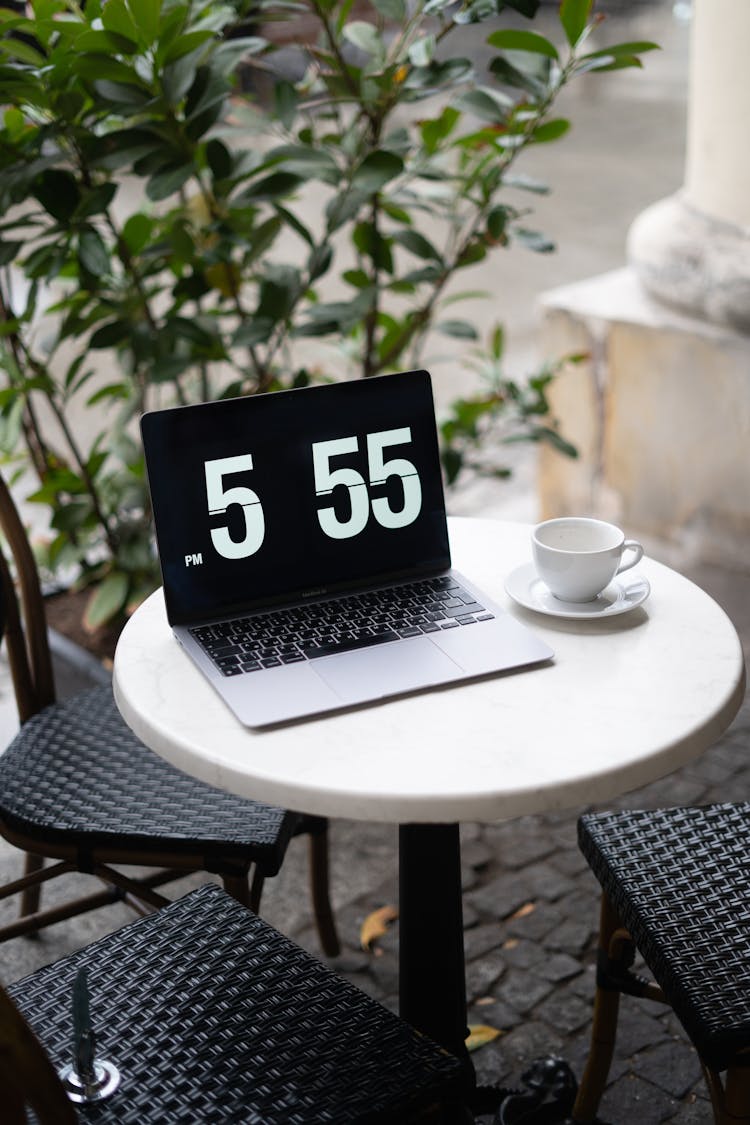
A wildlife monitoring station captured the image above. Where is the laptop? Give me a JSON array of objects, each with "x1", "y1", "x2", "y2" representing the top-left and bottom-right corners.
[{"x1": 141, "y1": 369, "x2": 553, "y2": 726}]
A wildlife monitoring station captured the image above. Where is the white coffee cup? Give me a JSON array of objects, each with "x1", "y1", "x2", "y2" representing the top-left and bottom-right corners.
[{"x1": 532, "y1": 517, "x2": 644, "y2": 602}]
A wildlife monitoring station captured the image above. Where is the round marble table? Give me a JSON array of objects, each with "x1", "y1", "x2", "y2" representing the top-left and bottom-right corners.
[{"x1": 113, "y1": 518, "x2": 746, "y2": 1107}]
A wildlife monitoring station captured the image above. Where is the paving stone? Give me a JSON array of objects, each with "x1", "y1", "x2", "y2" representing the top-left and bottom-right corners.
[
  {"x1": 497, "y1": 1019, "x2": 566, "y2": 1075},
  {"x1": 469, "y1": 996, "x2": 523, "y2": 1032},
  {"x1": 471, "y1": 1038, "x2": 515, "y2": 1091},
  {"x1": 632, "y1": 1039, "x2": 702, "y2": 1099},
  {"x1": 462, "y1": 900, "x2": 480, "y2": 929},
  {"x1": 482, "y1": 820, "x2": 558, "y2": 869},
  {"x1": 545, "y1": 914, "x2": 596, "y2": 956},
  {"x1": 506, "y1": 901, "x2": 563, "y2": 942},
  {"x1": 466, "y1": 952, "x2": 507, "y2": 1003},
  {"x1": 534, "y1": 984, "x2": 592, "y2": 1034},
  {"x1": 537, "y1": 951, "x2": 583, "y2": 984},
  {"x1": 499, "y1": 938, "x2": 545, "y2": 972},
  {"x1": 495, "y1": 968, "x2": 554, "y2": 1015},
  {"x1": 661, "y1": 1089, "x2": 712, "y2": 1123},
  {"x1": 468, "y1": 870, "x2": 547, "y2": 920},
  {"x1": 463, "y1": 921, "x2": 506, "y2": 962},
  {"x1": 600, "y1": 1073, "x2": 680, "y2": 1124},
  {"x1": 461, "y1": 838, "x2": 495, "y2": 870},
  {"x1": 547, "y1": 846, "x2": 590, "y2": 878},
  {"x1": 615, "y1": 1005, "x2": 670, "y2": 1059}
]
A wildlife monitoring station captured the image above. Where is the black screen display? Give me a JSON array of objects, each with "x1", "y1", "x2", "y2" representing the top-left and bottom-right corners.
[{"x1": 141, "y1": 370, "x2": 451, "y2": 625}]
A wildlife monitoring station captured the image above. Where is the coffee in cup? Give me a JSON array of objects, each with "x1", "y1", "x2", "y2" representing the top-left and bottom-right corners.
[{"x1": 532, "y1": 517, "x2": 644, "y2": 602}]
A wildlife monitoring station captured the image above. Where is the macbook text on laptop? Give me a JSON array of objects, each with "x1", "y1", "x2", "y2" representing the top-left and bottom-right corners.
[{"x1": 141, "y1": 369, "x2": 553, "y2": 726}]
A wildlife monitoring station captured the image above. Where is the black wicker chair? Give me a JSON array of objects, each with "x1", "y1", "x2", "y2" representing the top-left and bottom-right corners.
[
  {"x1": 573, "y1": 804, "x2": 750, "y2": 1125},
  {"x1": 0, "y1": 474, "x2": 339, "y2": 955},
  {"x1": 2, "y1": 883, "x2": 465, "y2": 1123}
]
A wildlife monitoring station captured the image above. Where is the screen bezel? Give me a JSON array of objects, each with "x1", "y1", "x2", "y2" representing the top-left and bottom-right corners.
[{"x1": 142, "y1": 370, "x2": 452, "y2": 626}]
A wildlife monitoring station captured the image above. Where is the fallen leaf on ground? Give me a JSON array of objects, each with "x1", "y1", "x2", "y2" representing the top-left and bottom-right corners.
[
  {"x1": 466, "y1": 1024, "x2": 503, "y2": 1052},
  {"x1": 360, "y1": 904, "x2": 398, "y2": 952},
  {"x1": 508, "y1": 901, "x2": 535, "y2": 920}
]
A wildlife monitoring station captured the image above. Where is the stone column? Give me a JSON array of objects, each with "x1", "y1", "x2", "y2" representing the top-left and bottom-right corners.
[{"x1": 627, "y1": 0, "x2": 750, "y2": 331}]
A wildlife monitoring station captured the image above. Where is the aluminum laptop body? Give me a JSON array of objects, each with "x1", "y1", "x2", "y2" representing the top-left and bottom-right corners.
[{"x1": 141, "y1": 370, "x2": 553, "y2": 727}]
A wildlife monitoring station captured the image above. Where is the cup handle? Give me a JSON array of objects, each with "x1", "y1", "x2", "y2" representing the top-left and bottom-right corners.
[{"x1": 616, "y1": 539, "x2": 643, "y2": 576}]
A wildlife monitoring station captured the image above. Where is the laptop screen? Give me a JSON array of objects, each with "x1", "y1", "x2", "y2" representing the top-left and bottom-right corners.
[{"x1": 142, "y1": 370, "x2": 451, "y2": 625}]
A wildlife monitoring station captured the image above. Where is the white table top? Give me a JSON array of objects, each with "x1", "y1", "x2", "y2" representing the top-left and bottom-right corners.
[{"x1": 113, "y1": 518, "x2": 746, "y2": 824}]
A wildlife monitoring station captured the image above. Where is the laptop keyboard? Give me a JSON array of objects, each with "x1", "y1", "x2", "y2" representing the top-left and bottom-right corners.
[{"x1": 189, "y1": 576, "x2": 495, "y2": 676}]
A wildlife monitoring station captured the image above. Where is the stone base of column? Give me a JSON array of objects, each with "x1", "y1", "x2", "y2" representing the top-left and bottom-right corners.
[
  {"x1": 627, "y1": 192, "x2": 750, "y2": 333},
  {"x1": 538, "y1": 268, "x2": 750, "y2": 572}
]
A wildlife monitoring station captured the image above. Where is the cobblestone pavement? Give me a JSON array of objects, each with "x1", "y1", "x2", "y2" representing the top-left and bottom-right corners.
[{"x1": 0, "y1": 554, "x2": 747, "y2": 1124}]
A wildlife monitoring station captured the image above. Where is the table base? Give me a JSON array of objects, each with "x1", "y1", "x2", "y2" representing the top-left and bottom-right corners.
[{"x1": 398, "y1": 823, "x2": 578, "y2": 1123}]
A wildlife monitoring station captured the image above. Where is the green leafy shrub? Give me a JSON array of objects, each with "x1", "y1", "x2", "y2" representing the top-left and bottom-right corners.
[{"x1": 0, "y1": 0, "x2": 656, "y2": 627}]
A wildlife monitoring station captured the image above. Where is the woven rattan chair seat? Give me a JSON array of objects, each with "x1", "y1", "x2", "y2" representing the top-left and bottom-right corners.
[
  {"x1": 9, "y1": 883, "x2": 463, "y2": 1122},
  {"x1": 0, "y1": 685, "x2": 297, "y2": 873},
  {"x1": 579, "y1": 803, "x2": 750, "y2": 1072}
]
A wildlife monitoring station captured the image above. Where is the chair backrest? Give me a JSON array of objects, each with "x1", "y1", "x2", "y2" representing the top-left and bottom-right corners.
[
  {"x1": 0, "y1": 982, "x2": 76, "y2": 1124},
  {"x1": 0, "y1": 474, "x2": 55, "y2": 722}
]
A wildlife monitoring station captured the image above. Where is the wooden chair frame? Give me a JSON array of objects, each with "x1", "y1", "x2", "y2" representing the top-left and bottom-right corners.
[
  {"x1": 0, "y1": 475, "x2": 339, "y2": 955},
  {"x1": 573, "y1": 893, "x2": 750, "y2": 1125}
]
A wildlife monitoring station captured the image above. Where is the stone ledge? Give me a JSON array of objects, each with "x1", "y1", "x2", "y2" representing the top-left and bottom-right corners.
[{"x1": 537, "y1": 267, "x2": 750, "y2": 572}]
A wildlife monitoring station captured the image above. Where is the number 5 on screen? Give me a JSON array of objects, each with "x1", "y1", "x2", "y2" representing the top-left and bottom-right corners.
[
  {"x1": 205, "y1": 454, "x2": 265, "y2": 559},
  {"x1": 313, "y1": 427, "x2": 422, "y2": 540}
]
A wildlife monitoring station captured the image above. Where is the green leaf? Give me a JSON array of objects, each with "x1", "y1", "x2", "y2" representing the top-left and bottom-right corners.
[
  {"x1": 101, "y1": 0, "x2": 139, "y2": 44},
  {"x1": 75, "y1": 53, "x2": 145, "y2": 86},
  {"x1": 121, "y1": 213, "x2": 153, "y2": 254},
  {"x1": 0, "y1": 239, "x2": 23, "y2": 266},
  {"x1": 342, "y1": 21, "x2": 383, "y2": 60},
  {"x1": 78, "y1": 227, "x2": 110, "y2": 277},
  {"x1": 146, "y1": 162, "x2": 194, "y2": 201},
  {"x1": 392, "y1": 229, "x2": 441, "y2": 261},
  {"x1": 437, "y1": 319, "x2": 478, "y2": 340},
  {"x1": 127, "y1": 0, "x2": 161, "y2": 43},
  {"x1": 372, "y1": 0, "x2": 405, "y2": 18},
  {"x1": 274, "y1": 81, "x2": 298, "y2": 131},
  {"x1": 0, "y1": 36, "x2": 46, "y2": 65},
  {"x1": 267, "y1": 144, "x2": 339, "y2": 182},
  {"x1": 163, "y1": 28, "x2": 215, "y2": 63},
  {"x1": 504, "y1": 0, "x2": 540, "y2": 15},
  {"x1": 84, "y1": 571, "x2": 129, "y2": 629},
  {"x1": 235, "y1": 172, "x2": 303, "y2": 204},
  {"x1": 503, "y1": 172, "x2": 549, "y2": 194},
  {"x1": 353, "y1": 222, "x2": 393, "y2": 272},
  {"x1": 32, "y1": 169, "x2": 80, "y2": 222},
  {"x1": 486, "y1": 29, "x2": 558, "y2": 59},
  {"x1": 409, "y1": 34, "x2": 435, "y2": 68},
  {"x1": 531, "y1": 118, "x2": 570, "y2": 143},
  {"x1": 233, "y1": 318, "x2": 274, "y2": 347},
  {"x1": 93, "y1": 79, "x2": 152, "y2": 106},
  {"x1": 86, "y1": 382, "x2": 129, "y2": 406},
  {"x1": 352, "y1": 150, "x2": 403, "y2": 193},
  {"x1": 75, "y1": 182, "x2": 118, "y2": 219},
  {"x1": 456, "y1": 87, "x2": 512, "y2": 124},
  {"x1": 206, "y1": 138, "x2": 232, "y2": 180},
  {"x1": 90, "y1": 319, "x2": 131, "y2": 349},
  {"x1": 420, "y1": 106, "x2": 461, "y2": 153},
  {"x1": 513, "y1": 227, "x2": 555, "y2": 253},
  {"x1": 559, "y1": 0, "x2": 592, "y2": 47},
  {"x1": 582, "y1": 40, "x2": 660, "y2": 61},
  {"x1": 488, "y1": 55, "x2": 544, "y2": 98}
]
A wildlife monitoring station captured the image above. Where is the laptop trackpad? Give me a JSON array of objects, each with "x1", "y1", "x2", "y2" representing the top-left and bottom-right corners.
[{"x1": 311, "y1": 638, "x2": 461, "y2": 703}]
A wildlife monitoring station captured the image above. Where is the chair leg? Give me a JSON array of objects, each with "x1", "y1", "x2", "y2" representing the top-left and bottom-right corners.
[
  {"x1": 702, "y1": 1061, "x2": 750, "y2": 1124},
  {"x1": 223, "y1": 872, "x2": 252, "y2": 909},
  {"x1": 724, "y1": 1065, "x2": 750, "y2": 1123},
  {"x1": 309, "y1": 825, "x2": 340, "y2": 958},
  {"x1": 19, "y1": 853, "x2": 43, "y2": 920},
  {"x1": 573, "y1": 893, "x2": 628, "y2": 1123}
]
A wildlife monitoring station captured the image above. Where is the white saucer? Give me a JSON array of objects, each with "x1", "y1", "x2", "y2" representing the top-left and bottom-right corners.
[{"x1": 505, "y1": 563, "x2": 651, "y2": 619}]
